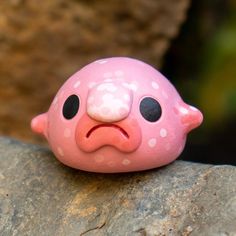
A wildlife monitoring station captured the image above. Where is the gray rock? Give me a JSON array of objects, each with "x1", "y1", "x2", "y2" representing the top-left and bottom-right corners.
[{"x1": 0, "y1": 137, "x2": 235, "y2": 236}]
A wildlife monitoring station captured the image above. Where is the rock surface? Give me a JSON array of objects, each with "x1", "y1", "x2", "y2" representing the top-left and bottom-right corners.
[
  {"x1": 0, "y1": 0, "x2": 189, "y2": 143},
  {"x1": 0, "y1": 137, "x2": 236, "y2": 235}
]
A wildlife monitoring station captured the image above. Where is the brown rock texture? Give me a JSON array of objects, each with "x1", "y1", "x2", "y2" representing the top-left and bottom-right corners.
[
  {"x1": 0, "y1": 137, "x2": 236, "y2": 235},
  {"x1": 0, "y1": 0, "x2": 189, "y2": 143}
]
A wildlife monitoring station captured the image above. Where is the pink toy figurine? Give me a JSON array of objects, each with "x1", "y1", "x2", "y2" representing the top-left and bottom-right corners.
[{"x1": 31, "y1": 57, "x2": 203, "y2": 173}]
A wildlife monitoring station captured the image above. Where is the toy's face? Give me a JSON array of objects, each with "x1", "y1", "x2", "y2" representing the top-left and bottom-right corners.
[{"x1": 31, "y1": 57, "x2": 203, "y2": 173}]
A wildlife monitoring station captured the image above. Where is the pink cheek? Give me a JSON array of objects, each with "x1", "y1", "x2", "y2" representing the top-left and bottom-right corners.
[
  {"x1": 147, "y1": 128, "x2": 168, "y2": 146},
  {"x1": 165, "y1": 143, "x2": 171, "y2": 151},
  {"x1": 144, "y1": 127, "x2": 175, "y2": 157},
  {"x1": 107, "y1": 161, "x2": 116, "y2": 167},
  {"x1": 63, "y1": 128, "x2": 71, "y2": 138},
  {"x1": 49, "y1": 111, "x2": 76, "y2": 157},
  {"x1": 94, "y1": 154, "x2": 105, "y2": 163}
]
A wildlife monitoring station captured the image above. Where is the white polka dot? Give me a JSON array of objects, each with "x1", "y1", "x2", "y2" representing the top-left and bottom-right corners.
[
  {"x1": 107, "y1": 161, "x2": 115, "y2": 167},
  {"x1": 122, "y1": 83, "x2": 137, "y2": 91},
  {"x1": 115, "y1": 70, "x2": 124, "y2": 77},
  {"x1": 89, "y1": 82, "x2": 96, "y2": 88},
  {"x1": 97, "y1": 83, "x2": 117, "y2": 92},
  {"x1": 122, "y1": 159, "x2": 131, "y2": 166},
  {"x1": 124, "y1": 94, "x2": 130, "y2": 101},
  {"x1": 160, "y1": 128, "x2": 167, "y2": 138},
  {"x1": 52, "y1": 97, "x2": 58, "y2": 105},
  {"x1": 73, "y1": 80, "x2": 81, "y2": 88},
  {"x1": 151, "y1": 81, "x2": 159, "y2": 89},
  {"x1": 64, "y1": 128, "x2": 71, "y2": 138},
  {"x1": 57, "y1": 147, "x2": 64, "y2": 156},
  {"x1": 97, "y1": 59, "x2": 107, "y2": 64},
  {"x1": 189, "y1": 106, "x2": 198, "y2": 111},
  {"x1": 148, "y1": 138, "x2": 157, "y2": 148},
  {"x1": 180, "y1": 107, "x2": 189, "y2": 114},
  {"x1": 162, "y1": 90, "x2": 168, "y2": 99},
  {"x1": 94, "y1": 154, "x2": 104, "y2": 163}
]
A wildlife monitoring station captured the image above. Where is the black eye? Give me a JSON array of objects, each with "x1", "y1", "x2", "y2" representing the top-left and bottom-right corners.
[
  {"x1": 63, "y1": 95, "x2": 80, "y2": 119},
  {"x1": 139, "y1": 97, "x2": 162, "y2": 122}
]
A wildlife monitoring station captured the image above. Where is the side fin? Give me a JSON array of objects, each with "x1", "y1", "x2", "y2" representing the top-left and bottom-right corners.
[
  {"x1": 178, "y1": 103, "x2": 203, "y2": 133},
  {"x1": 31, "y1": 113, "x2": 48, "y2": 139}
]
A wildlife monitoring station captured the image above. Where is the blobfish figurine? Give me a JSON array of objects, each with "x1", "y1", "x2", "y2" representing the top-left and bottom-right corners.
[{"x1": 31, "y1": 57, "x2": 203, "y2": 173}]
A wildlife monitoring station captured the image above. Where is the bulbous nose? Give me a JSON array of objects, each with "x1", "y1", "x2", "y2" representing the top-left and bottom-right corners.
[{"x1": 87, "y1": 82, "x2": 133, "y2": 122}]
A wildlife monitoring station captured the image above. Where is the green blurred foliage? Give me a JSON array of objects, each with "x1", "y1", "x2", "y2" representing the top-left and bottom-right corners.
[
  {"x1": 162, "y1": 0, "x2": 236, "y2": 164},
  {"x1": 199, "y1": 3, "x2": 236, "y2": 127},
  {"x1": 163, "y1": 0, "x2": 236, "y2": 132}
]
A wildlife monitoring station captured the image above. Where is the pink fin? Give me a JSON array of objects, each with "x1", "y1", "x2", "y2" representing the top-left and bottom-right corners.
[
  {"x1": 179, "y1": 104, "x2": 203, "y2": 133},
  {"x1": 31, "y1": 113, "x2": 48, "y2": 138}
]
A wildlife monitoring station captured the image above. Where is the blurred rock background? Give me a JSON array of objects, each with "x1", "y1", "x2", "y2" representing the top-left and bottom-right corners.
[
  {"x1": 0, "y1": 0, "x2": 189, "y2": 143},
  {"x1": 0, "y1": 0, "x2": 235, "y2": 165}
]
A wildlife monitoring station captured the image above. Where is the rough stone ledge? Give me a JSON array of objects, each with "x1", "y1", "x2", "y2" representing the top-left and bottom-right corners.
[{"x1": 0, "y1": 137, "x2": 235, "y2": 236}]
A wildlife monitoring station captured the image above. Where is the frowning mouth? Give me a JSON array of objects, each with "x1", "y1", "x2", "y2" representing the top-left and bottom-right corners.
[
  {"x1": 76, "y1": 115, "x2": 141, "y2": 153},
  {"x1": 86, "y1": 124, "x2": 129, "y2": 139}
]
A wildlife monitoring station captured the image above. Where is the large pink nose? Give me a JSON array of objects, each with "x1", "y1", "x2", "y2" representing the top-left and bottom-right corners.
[{"x1": 87, "y1": 82, "x2": 133, "y2": 122}]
